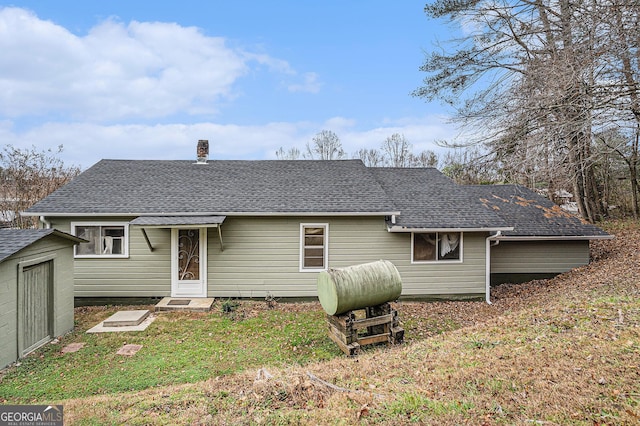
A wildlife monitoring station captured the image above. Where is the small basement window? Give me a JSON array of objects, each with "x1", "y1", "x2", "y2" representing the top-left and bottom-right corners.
[
  {"x1": 72, "y1": 222, "x2": 129, "y2": 258},
  {"x1": 300, "y1": 223, "x2": 328, "y2": 271},
  {"x1": 412, "y1": 232, "x2": 462, "y2": 263}
]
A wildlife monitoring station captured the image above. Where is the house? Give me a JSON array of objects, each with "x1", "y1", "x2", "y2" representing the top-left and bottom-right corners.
[
  {"x1": 0, "y1": 228, "x2": 84, "y2": 368},
  {"x1": 465, "y1": 184, "x2": 610, "y2": 285},
  {"x1": 22, "y1": 141, "x2": 610, "y2": 303}
]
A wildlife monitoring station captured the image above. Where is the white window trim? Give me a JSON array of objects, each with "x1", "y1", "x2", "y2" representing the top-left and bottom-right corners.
[
  {"x1": 411, "y1": 232, "x2": 463, "y2": 264},
  {"x1": 71, "y1": 222, "x2": 130, "y2": 259},
  {"x1": 299, "y1": 223, "x2": 329, "y2": 272}
]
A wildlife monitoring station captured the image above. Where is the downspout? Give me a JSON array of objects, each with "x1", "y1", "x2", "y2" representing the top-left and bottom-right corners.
[
  {"x1": 39, "y1": 215, "x2": 51, "y2": 229},
  {"x1": 485, "y1": 231, "x2": 501, "y2": 304}
]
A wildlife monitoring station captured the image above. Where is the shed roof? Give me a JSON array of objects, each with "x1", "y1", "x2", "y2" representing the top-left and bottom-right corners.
[
  {"x1": 0, "y1": 228, "x2": 85, "y2": 264},
  {"x1": 466, "y1": 185, "x2": 611, "y2": 238}
]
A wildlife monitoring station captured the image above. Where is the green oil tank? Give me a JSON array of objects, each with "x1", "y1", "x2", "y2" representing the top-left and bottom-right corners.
[{"x1": 317, "y1": 260, "x2": 402, "y2": 316}]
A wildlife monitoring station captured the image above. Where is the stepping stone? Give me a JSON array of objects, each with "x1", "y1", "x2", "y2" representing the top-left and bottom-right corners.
[
  {"x1": 61, "y1": 342, "x2": 85, "y2": 353},
  {"x1": 117, "y1": 344, "x2": 143, "y2": 356},
  {"x1": 103, "y1": 310, "x2": 150, "y2": 327}
]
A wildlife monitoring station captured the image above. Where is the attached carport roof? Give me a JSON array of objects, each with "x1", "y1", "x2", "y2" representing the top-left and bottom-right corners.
[{"x1": 129, "y1": 215, "x2": 226, "y2": 228}]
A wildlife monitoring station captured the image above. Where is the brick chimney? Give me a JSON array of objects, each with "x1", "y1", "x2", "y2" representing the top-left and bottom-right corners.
[{"x1": 196, "y1": 139, "x2": 209, "y2": 164}]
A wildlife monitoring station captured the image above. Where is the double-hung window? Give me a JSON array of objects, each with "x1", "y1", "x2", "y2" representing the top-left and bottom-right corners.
[
  {"x1": 412, "y1": 232, "x2": 462, "y2": 263},
  {"x1": 72, "y1": 222, "x2": 129, "y2": 258},
  {"x1": 300, "y1": 223, "x2": 328, "y2": 271}
]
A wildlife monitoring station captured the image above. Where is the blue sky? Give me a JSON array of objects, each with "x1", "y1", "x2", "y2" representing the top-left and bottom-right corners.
[{"x1": 1, "y1": 1, "x2": 462, "y2": 168}]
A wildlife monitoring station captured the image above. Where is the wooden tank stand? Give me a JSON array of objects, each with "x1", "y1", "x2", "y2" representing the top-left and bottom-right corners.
[{"x1": 326, "y1": 302, "x2": 404, "y2": 356}]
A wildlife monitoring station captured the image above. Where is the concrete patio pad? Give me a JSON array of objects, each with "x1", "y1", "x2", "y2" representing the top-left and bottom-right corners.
[{"x1": 155, "y1": 297, "x2": 214, "y2": 312}]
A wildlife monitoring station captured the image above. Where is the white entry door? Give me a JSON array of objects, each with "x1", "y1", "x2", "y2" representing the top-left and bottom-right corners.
[{"x1": 171, "y1": 228, "x2": 207, "y2": 297}]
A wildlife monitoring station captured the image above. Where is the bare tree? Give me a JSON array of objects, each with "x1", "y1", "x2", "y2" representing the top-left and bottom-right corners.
[
  {"x1": 593, "y1": 129, "x2": 632, "y2": 215},
  {"x1": 275, "y1": 146, "x2": 301, "y2": 160},
  {"x1": 410, "y1": 150, "x2": 439, "y2": 168},
  {"x1": 354, "y1": 148, "x2": 385, "y2": 166},
  {"x1": 0, "y1": 145, "x2": 80, "y2": 228},
  {"x1": 594, "y1": 1, "x2": 640, "y2": 218},
  {"x1": 304, "y1": 130, "x2": 346, "y2": 160},
  {"x1": 414, "y1": 0, "x2": 640, "y2": 222},
  {"x1": 382, "y1": 133, "x2": 412, "y2": 167},
  {"x1": 440, "y1": 148, "x2": 497, "y2": 185}
]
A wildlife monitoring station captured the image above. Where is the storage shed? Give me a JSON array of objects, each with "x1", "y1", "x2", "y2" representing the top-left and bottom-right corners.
[{"x1": 0, "y1": 228, "x2": 84, "y2": 369}]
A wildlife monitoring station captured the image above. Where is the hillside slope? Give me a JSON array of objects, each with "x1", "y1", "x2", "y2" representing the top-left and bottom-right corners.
[{"x1": 63, "y1": 221, "x2": 639, "y2": 425}]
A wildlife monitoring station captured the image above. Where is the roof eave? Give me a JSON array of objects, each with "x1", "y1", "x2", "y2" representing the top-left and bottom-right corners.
[
  {"x1": 491, "y1": 234, "x2": 614, "y2": 241},
  {"x1": 24, "y1": 211, "x2": 402, "y2": 217},
  {"x1": 48, "y1": 229, "x2": 88, "y2": 244},
  {"x1": 387, "y1": 226, "x2": 514, "y2": 233}
]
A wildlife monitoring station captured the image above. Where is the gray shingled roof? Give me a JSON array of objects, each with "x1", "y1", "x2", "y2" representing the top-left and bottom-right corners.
[
  {"x1": 23, "y1": 159, "x2": 610, "y2": 237},
  {"x1": 0, "y1": 228, "x2": 84, "y2": 263},
  {"x1": 466, "y1": 184, "x2": 611, "y2": 238},
  {"x1": 25, "y1": 160, "x2": 398, "y2": 215},
  {"x1": 369, "y1": 168, "x2": 510, "y2": 230}
]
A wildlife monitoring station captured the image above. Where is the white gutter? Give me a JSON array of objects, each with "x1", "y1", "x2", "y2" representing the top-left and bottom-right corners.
[
  {"x1": 485, "y1": 231, "x2": 502, "y2": 304},
  {"x1": 39, "y1": 215, "x2": 51, "y2": 229}
]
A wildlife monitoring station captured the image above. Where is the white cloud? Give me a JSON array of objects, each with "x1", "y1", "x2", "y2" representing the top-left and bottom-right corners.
[
  {"x1": 2, "y1": 121, "x2": 312, "y2": 167},
  {"x1": 322, "y1": 116, "x2": 356, "y2": 131},
  {"x1": 287, "y1": 72, "x2": 321, "y2": 93},
  {"x1": 0, "y1": 7, "x2": 314, "y2": 122},
  {"x1": 0, "y1": 8, "x2": 460, "y2": 169},
  {"x1": 338, "y1": 115, "x2": 461, "y2": 157},
  {"x1": 243, "y1": 51, "x2": 295, "y2": 75},
  {"x1": 2, "y1": 115, "x2": 459, "y2": 168}
]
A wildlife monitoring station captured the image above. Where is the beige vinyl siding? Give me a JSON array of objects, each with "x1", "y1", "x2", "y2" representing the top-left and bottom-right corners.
[
  {"x1": 0, "y1": 235, "x2": 75, "y2": 368},
  {"x1": 50, "y1": 217, "x2": 172, "y2": 297},
  {"x1": 208, "y1": 216, "x2": 487, "y2": 298},
  {"x1": 208, "y1": 216, "x2": 392, "y2": 298},
  {"x1": 491, "y1": 240, "x2": 590, "y2": 273},
  {"x1": 398, "y1": 232, "x2": 486, "y2": 297},
  {"x1": 51, "y1": 215, "x2": 488, "y2": 298}
]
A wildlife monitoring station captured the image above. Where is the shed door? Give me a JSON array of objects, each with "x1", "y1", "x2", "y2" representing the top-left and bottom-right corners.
[{"x1": 19, "y1": 260, "x2": 53, "y2": 357}]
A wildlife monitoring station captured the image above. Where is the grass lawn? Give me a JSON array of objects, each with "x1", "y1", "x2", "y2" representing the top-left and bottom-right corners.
[
  {"x1": 0, "y1": 302, "x2": 341, "y2": 402},
  {"x1": 1, "y1": 220, "x2": 639, "y2": 424}
]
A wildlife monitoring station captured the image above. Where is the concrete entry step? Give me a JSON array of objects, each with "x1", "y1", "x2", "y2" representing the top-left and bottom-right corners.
[
  {"x1": 155, "y1": 297, "x2": 214, "y2": 312},
  {"x1": 103, "y1": 309, "x2": 150, "y2": 327}
]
